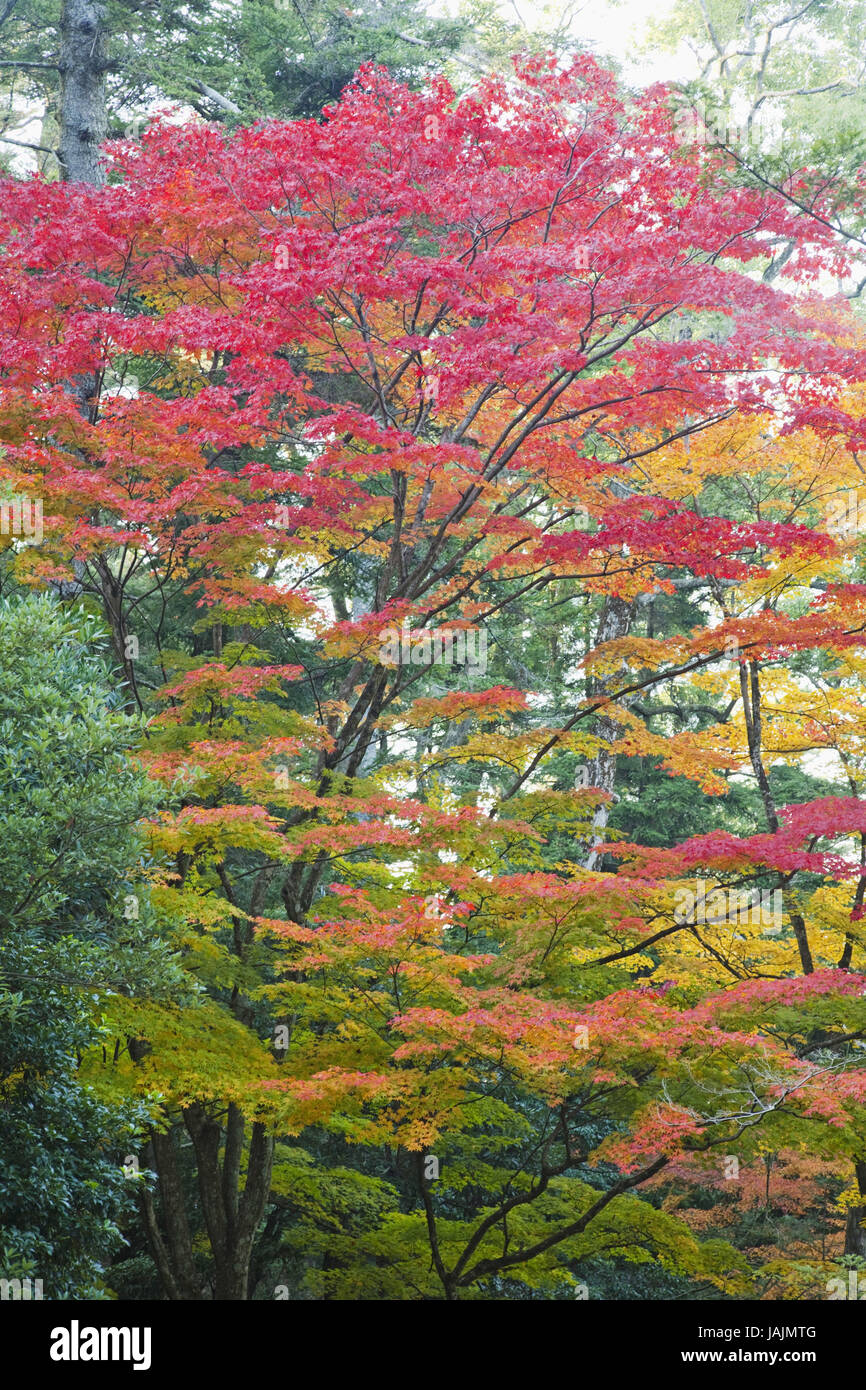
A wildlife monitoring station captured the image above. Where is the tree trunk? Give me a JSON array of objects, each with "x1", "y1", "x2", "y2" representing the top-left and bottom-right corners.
[
  {"x1": 58, "y1": 0, "x2": 107, "y2": 185},
  {"x1": 136, "y1": 1103, "x2": 274, "y2": 1300},
  {"x1": 183, "y1": 1102, "x2": 275, "y2": 1299},
  {"x1": 844, "y1": 1161, "x2": 866, "y2": 1256},
  {"x1": 130, "y1": 1033, "x2": 273, "y2": 1299},
  {"x1": 137, "y1": 1127, "x2": 204, "y2": 1300},
  {"x1": 51, "y1": 0, "x2": 107, "y2": 602}
]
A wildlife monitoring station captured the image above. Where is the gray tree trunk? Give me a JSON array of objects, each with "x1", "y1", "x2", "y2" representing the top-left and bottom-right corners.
[
  {"x1": 49, "y1": 2, "x2": 107, "y2": 605},
  {"x1": 58, "y1": 0, "x2": 107, "y2": 185}
]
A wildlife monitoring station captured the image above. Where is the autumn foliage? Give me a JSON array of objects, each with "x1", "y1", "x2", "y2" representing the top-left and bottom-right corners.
[{"x1": 1, "y1": 53, "x2": 865, "y2": 1299}]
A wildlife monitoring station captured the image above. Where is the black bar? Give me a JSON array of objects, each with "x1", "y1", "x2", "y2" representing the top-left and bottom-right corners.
[{"x1": 3, "y1": 1296, "x2": 857, "y2": 1378}]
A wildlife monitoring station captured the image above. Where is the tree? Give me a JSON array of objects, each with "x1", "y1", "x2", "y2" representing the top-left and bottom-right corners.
[
  {"x1": 0, "y1": 0, "x2": 471, "y2": 181},
  {"x1": 1, "y1": 54, "x2": 865, "y2": 1299},
  {"x1": 638, "y1": 0, "x2": 866, "y2": 296},
  {"x1": 640, "y1": 0, "x2": 866, "y2": 148},
  {"x1": 0, "y1": 594, "x2": 181, "y2": 1297}
]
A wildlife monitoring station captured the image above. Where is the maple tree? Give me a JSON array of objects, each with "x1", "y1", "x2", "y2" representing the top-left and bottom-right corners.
[{"x1": 1, "y1": 52, "x2": 866, "y2": 1300}]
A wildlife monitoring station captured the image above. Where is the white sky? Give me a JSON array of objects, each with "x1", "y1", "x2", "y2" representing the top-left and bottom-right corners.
[{"x1": 433, "y1": 0, "x2": 697, "y2": 84}]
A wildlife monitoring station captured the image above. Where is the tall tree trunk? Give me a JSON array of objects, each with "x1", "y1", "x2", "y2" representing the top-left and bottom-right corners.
[
  {"x1": 844, "y1": 1161, "x2": 866, "y2": 1257},
  {"x1": 135, "y1": 1103, "x2": 274, "y2": 1300},
  {"x1": 49, "y1": 2, "x2": 107, "y2": 601},
  {"x1": 184, "y1": 1103, "x2": 275, "y2": 1299},
  {"x1": 137, "y1": 1126, "x2": 204, "y2": 1300},
  {"x1": 130, "y1": 1033, "x2": 273, "y2": 1299},
  {"x1": 58, "y1": 0, "x2": 107, "y2": 185}
]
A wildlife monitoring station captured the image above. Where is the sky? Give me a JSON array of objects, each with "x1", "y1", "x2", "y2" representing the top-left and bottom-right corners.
[{"x1": 433, "y1": 0, "x2": 697, "y2": 84}]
